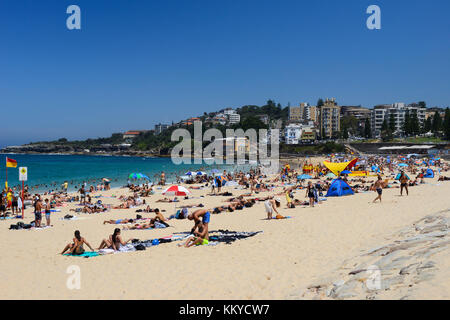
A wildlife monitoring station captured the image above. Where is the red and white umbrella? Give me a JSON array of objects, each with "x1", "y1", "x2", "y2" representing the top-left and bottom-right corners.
[{"x1": 162, "y1": 185, "x2": 190, "y2": 196}]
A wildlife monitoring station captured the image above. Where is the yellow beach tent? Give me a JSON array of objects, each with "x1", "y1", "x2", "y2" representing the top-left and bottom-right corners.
[{"x1": 323, "y1": 158, "x2": 358, "y2": 176}]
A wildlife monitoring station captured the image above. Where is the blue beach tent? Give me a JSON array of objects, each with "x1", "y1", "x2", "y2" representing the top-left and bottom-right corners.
[
  {"x1": 326, "y1": 179, "x2": 354, "y2": 197},
  {"x1": 395, "y1": 173, "x2": 410, "y2": 180},
  {"x1": 424, "y1": 169, "x2": 434, "y2": 178}
]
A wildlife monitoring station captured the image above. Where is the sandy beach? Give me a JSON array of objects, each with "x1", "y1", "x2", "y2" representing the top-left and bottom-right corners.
[{"x1": 1, "y1": 157, "x2": 449, "y2": 300}]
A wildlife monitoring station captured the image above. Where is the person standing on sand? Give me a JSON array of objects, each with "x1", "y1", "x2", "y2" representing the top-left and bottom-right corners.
[
  {"x1": 34, "y1": 198, "x2": 42, "y2": 227},
  {"x1": 44, "y1": 198, "x2": 52, "y2": 226},
  {"x1": 372, "y1": 175, "x2": 383, "y2": 203},
  {"x1": 305, "y1": 181, "x2": 316, "y2": 207},
  {"x1": 264, "y1": 198, "x2": 281, "y2": 219},
  {"x1": 79, "y1": 185, "x2": 86, "y2": 205},
  {"x1": 399, "y1": 171, "x2": 409, "y2": 196},
  {"x1": 160, "y1": 172, "x2": 166, "y2": 185}
]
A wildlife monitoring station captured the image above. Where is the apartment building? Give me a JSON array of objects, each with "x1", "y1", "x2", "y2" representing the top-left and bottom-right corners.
[
  {"x1": 154, "y1": 123, "x2": 171, "y2": 135},
  {"x1": 371, "y1": 103, "x2": 426, "y2": 136},
  {"x1": 318, "y1": 98, "x2": 340, "y2": 139}
]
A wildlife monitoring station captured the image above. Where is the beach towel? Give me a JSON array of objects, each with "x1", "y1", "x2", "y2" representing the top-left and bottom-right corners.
[{"x1": 64, "y1": 251, "x2": 99, "y2": 258}]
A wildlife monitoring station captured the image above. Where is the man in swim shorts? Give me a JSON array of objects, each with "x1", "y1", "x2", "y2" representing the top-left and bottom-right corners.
[
  {"x1": 372, "y1": 175, "x2": 383, "y2": 203},
  {"x1": 185, "y1": 209, "x2": 210, "y2": 247},
  {"x1": 34, "y1": 198, "x2": 42, "y2": 228}
]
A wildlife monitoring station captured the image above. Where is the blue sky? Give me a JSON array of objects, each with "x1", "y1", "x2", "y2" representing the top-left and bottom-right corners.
[{"x1": 1, "y1": 0, "x2": 449, "y2": 147}]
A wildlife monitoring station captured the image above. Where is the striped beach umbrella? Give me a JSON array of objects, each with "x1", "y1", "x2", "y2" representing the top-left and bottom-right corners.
[{"x1": 162, "y1": 185, "x2": 191, "y2": 196}]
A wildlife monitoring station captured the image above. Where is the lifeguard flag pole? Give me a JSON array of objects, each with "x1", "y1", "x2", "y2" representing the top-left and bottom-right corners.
[{"x1": 5, "y1": 157, "x2": 18, "y2": 189}]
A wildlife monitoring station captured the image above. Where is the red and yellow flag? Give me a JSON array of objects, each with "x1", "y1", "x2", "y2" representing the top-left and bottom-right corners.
[{"x1": 6, "y1": 157, "x2": 17, "y2": 168}]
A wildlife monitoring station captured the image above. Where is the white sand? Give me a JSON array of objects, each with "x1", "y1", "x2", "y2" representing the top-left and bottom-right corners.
[{"x1": 0, "y1": 161, "x2": 449, "y2": 299}]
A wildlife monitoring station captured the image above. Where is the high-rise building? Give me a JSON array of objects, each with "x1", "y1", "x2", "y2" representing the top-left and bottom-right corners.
[
  {"x1": 318, "y1": 98, "x2": 340, "y2": 139},
  {"x1": 288, "y1": 106, "x2": 302, "y2": 122},
  {"x1": 370, "y1": 103, "x2": 426, "y2": 136}
]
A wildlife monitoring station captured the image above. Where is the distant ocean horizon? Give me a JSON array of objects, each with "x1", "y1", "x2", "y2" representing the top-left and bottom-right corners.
[{"x1": 1, "y1": 154, "x2": 253, "y2": 194}]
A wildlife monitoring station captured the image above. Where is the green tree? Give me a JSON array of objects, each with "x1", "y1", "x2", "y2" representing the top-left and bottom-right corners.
[
  {"x1": 410, "y1": 111, "x2": 420, "y2": 135},
  {"x1": 342, "y1": 125, "x2": 349, "y2": 139},
  {"x1": 443, "y1": 108, "x2": 450, "y2": 140},
  {"x1": 364, "y1": 118, "x2": 372, "y2": 138},
  {"x1": 424, "y1": 117, "x2": 432, "y2": 133},
  {"x1": 389, "y1": 113, "x2": 396, "y2": 132},
  {"x1": 432, "y1": 111, "x2": 443, "y2": 133},
  {"x1": 317, "y1": 98, "x2": 324, "y2": 107},
  {"x1": 418, "y1": 101, "x2": 426, "y2": 108},
  {"x1": 403, "y1": 112, "x2": 411, "y2": 136},
  {"x1": 381, "y1": 119, "x2": 388, "y2": 132}
]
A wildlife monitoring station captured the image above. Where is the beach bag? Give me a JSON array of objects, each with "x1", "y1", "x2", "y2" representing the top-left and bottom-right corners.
[{"x1": 135, "y1": 244, "x2": 146, "y2": 251}]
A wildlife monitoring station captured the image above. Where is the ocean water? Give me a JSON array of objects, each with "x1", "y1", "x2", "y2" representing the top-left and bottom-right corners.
[{"x1": 1, "y1": 154, "x2": 252, "y2": 193}]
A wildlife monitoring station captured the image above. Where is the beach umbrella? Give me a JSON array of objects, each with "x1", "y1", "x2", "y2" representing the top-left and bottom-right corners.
[
  {"x1": 196, "y1": 171, "x2": 207, "y2": 176},
  {"x1": 398, "y1": 163, "x2": 408, "y2": 167},
  {"x1": 129, "y1": 173, "x2": 149, "y2": 180},
  {"x1": 210, "y1": 169, "x2": 220, "y2": 174},
  {"x1": 341, "y1": 170, "x2": 352, "y2": 175},
  {"x1": 162, "y1": 185, "x2": 191, "y2": 196},
  {"x1": 185, "y1": 171, "x2": 194, "y2": 176},
  {"x1": 298, "y1": 174, "x2": 312, "y2": 180},
  {"x1": 214, "y1": 175, "x2": 227, "y2": 186}
]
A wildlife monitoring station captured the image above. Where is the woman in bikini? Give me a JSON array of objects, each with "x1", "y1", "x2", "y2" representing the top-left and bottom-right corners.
[
  {"x1": 305, "y1": 182, "x2": 316, "y2": 207},
  {"x1": 61, "y1": 230, "x2": 94, "y2": 255},
  {"x1": 399, "y1": 171, "x2": 409, "y2": 196},
  {"x1": 98, "y1": 228, "x2": 133, "y2": 251}
]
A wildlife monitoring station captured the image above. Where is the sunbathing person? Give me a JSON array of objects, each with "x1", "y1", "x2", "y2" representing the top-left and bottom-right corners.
[
  {"x1": 61, "y1": 230, "x2": 94, "y2": 255},
  {"x1": 183, "y1": 222, "x2": 210, "y2": 247},
  {"x1": 156, "y1": 197, "x2": 179, "y2": 203},
  {"x1": 150, "y1": 208, "x2": 168, "y2": 222},
  {"x1": 123, "y1": 221, "x2": 155, "y2": 230},
  {"x1": 103, "y1": 218, "x2": 137, "y2": 225},
  {"x1": 184, "y1": 210, "x2": 210, "y2": 247},
  {"x1": 98, "y1": 228, "x2": 133, "y2": 251},
  {"x1": 143, "y1": 205, "x2": 167, "y2": 213}
]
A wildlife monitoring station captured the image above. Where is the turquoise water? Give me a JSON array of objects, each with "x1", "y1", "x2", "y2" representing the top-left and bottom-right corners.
[{"x1": 1, "y1": 154, "x2": 251, "y2": 193}]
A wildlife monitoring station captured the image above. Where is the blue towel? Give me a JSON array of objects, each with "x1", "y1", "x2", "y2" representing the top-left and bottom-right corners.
[{"x1": 64, "y1": 251, "x2": 99, "y2": 258}]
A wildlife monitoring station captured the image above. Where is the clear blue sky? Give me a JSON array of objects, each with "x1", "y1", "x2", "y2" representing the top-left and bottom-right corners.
[{"x1": 1, "y1": 0, "x2": 449, "y2": 147}]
